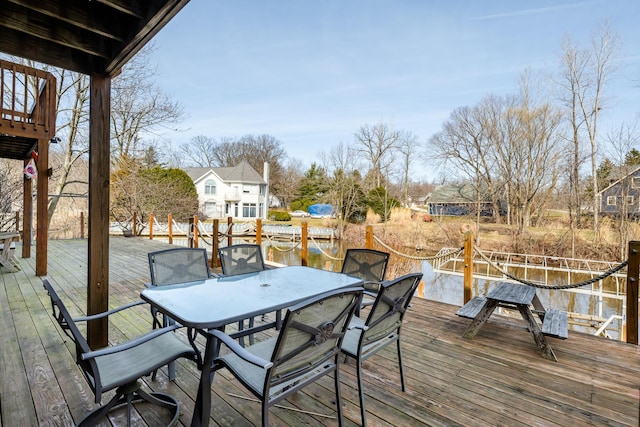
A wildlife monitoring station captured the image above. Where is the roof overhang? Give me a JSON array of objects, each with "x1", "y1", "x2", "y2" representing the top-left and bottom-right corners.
[{"x1": 0, "y1": 0, "x2": 190, "y2": 77}]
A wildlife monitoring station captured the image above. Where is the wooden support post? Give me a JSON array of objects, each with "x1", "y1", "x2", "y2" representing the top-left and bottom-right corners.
[
  {"x1": 80, "y1": 212, "x2": 85, "y2": 239},
  {"x1": 366, "y1": 225, "x2": 373, "y2": 248},
  {"x1": 168, "y1": 213, "x2": 173, "y2": 244},
  {"x1": 301, "y1": 221, "x2": 308, "y2": 266},
  {"x1": 212, "y1": 219, "x2": 219, "y2": 268},
  {"x1": 87, "y1": 72, "x2": 110, "y2": 350},
  {"x1": 22, "y1": 164, "x2": 32, "y2": 258},
  {"x1": 227, "y1": 216, "x2": 233, "y2": 246},
  {"x1": 256, "y1": 218, "x2": 262, "y2": 245},
  {"x1": 625, "y1": 240, "x2": 639, "y2": 345},
  {"x1": 463, "y1": 231, "x2": 474, "y2": 305},
  {"x1": 148, "y1": 213, "x2": 153, "y2": 240},
  {"x1": 35, "y1": 138, "x2": 48, "y2": 275}
]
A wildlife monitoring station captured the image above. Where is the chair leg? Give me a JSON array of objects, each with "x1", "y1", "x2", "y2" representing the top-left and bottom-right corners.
[
  {"x1": 334, "y1": 364, "x2": 344, "y2": 427},
  {"x1": 77, "y1": 381, "x2": 181, "y2": 427},
  {"x1": 262, "y1": 402, "x2": 269, "y2": 427},
  {"x1": 397, "y1": 339, "x2": 406, "y2": 392},
  {"x1": 356, "y1": 360, "x2": 367, "y2": 427}
]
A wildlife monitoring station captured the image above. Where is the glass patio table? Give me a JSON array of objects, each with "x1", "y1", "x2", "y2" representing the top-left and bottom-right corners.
[{"x1": 140, "y1": 265, "x2": 364, "y2": 427}]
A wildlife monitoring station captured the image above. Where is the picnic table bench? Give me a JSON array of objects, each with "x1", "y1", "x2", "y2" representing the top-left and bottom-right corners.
[
  {"x1": 456, "y1": 282, "x2": 568, "y2": 361},
  {"x1": 0, "y1": 232, "x2": 20, "y2": 272}
]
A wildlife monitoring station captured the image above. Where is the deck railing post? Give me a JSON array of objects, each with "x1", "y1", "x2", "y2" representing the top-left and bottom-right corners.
[
  {"x1": 193, "y1": 215, "x2": 199, "y2": 248},
  {"x1": 366, "y1": 225, "x2": 373, "y2": 248},
  {"x1": 80, "y1": 212, "x2": 85, "y2": 239},
  {"x1": 256, "y1": 218, "x2": 262, "y2": 245},
  {"x1": 463, "y1": 231, "x2": 474, "y2": 304},
  {"x1": 133, "y1": 211, "x2": 137, "y2": 236},
  {"x1": 148, "y1": 212, "x2": 153, "y2": 240},
  {"x1": 212, "y1": 219, "x2": 219, "y2": 268},
  {"x1": 168, "y1": 213, "x2": 173, "y2": 244},
  {"x1": 301, "y1": 221, "x2": 308, "y2": 266},
  {"x1": 227, "y1": 216, "x2": 233, "y2": 246},
  {"x1": 188, "y1": 217, "x2": 194, "y2": 248},
  {"x1": 625, "y1": 240, "x2": 639, "y2": 345}
]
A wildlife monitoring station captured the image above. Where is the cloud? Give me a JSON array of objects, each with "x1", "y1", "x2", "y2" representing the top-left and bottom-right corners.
[{"x1": 470, "y1": 1, "x2": 601, "y2": 21}]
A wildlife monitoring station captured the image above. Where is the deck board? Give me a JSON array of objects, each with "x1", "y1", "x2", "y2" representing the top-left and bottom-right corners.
[{"x1": 1, "y1": 237, "x2": 639, "y2": 426}]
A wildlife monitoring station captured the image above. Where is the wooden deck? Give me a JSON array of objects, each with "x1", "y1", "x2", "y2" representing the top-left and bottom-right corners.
[{"x1": 1, "y1": 237, "x2": 639, "y2": 426}]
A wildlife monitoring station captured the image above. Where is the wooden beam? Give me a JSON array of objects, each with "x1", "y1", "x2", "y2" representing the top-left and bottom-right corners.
[
  {"x1": 87, "y1": 72, "x2": 110, "y2": 350},
  {"x1": 35, "y1": 138, "x2": 48, "y2": 275},
  {"x1": 22, "y1": 158, "x2": 32, "y2": 258},
  {"x1": 626, "y1": 241, "x2": 639, "y2": 345}
]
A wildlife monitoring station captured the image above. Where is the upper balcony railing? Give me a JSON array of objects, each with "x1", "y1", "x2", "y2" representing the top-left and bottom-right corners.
[{"x1": 0, "y1": 59, "x2": 56, "y2": 140}]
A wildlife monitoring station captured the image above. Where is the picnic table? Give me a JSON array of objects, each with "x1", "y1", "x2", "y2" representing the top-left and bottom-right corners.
[
  {"x1": 0, "y1": 231, "x2": 20, "y2": 272},
  {"x1": 456, "y1": 281, "x2": 568, "y2": 361}
]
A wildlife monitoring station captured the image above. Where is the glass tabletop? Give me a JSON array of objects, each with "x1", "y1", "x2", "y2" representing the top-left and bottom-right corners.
[{"x1": 141, "y1": 266, "x2": 363, "y2": 329}]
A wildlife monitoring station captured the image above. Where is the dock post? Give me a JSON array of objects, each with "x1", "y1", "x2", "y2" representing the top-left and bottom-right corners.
[
  {"x1": 463, "y1": 231, "x2": 474, "y2": 304},
  {"x1": 149, "y1": 213, "x2": 153, "y2": 240},
  {"x1": 227, "y1": 216, "x2": 233, "y2": 246},
  {"x1": 626, "y1": 240, "x2": 639, "y2": 345},
  {"x1": 168, "y1": 213, "x2": 173, "y2": 244},
  {"x1": 301, "y1": 221, "x2": 308, "y2": 266},
  {"x1": 366, "y1": 225, "x2": 373, "y2": 248}
]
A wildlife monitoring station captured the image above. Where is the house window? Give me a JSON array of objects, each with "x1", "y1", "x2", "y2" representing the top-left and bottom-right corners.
[
  {"x1": 259, "y1": 203, "x2": 264, "y2": 218},
  {"x1": 606, "y1": 196, "x2": 616, "y2": 206},
  {"x1": 243, "y1": 203, "x2": 257, "y2": 218},
  {"x1": 204, "y1": 180, "x2": 216, "y2": 195},
  {"x1": 626, "y1": 196, "x2": 635, "y2": 205},
  {"x1": 633, "y1": 177, "x2": 640, "y2": 188},
  {"x1": 204, "y1": 202, "x2": 217, "y2": 216}
]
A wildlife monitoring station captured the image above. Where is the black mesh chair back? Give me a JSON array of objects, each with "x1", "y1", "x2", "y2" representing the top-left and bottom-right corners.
[
  {"x1": 148, "y1": 247, "x2": 211, "y2": 286},
  {"x1": 148, "y1": 247, "x2": 212, "y2": 377},
  {"x1": 210, "y1": 286, "x2": 363, "y2": 426},
  {"x1": 341, "y1": 272, "x2": 423, "y2": 427},
  {"x1": 218, "y1": 243, "x2": 266, "y2": 276},
  {"x1": 43, "y1": 279, "x2": 196, "y2": 427},
  {"x1": 341, "y1": 248, "x2": 389, "y2": 284}
]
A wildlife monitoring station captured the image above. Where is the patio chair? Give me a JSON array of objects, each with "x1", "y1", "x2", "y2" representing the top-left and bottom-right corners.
[
  {"x1": 341, "y1": 248, "x2": 390, "y2": 315},
  {"x1": 340, "y1": 272, "x2": 423, "y2": 427},
  {"x1": 43, "y1": 279, "x2": 197, "y2": 427},
  {"x1": 148, "y1": 247, "x2": 215, "y2": 379},
  {"x1": 218, "y1": 243, "x2": 278, "y2": 345},
  {"x1": 208, "y1": 286, "x2": 363, "y2": 427}
]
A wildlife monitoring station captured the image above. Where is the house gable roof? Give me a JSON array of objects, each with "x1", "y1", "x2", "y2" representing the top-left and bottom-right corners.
[
  {"x1": 185, "y1": 161, "x2": 266, "y2": 185},
  {"x1": 598, "y1": 165, "x2": 640, "y2": 194}
]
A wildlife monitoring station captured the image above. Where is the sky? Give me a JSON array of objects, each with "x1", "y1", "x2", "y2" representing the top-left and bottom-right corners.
[{"x1": 150, "y1": 1, "x2": 640, "y2": 182}]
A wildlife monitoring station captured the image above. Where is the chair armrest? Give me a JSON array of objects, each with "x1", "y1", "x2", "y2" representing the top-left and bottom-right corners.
[
  {"x1": 207, "y1": 329, "x2": 273, "y2": 369},
  {"x1": 81, "y1": 323, "x2": 182, "y2": 360},
  {"x1": 73, "y1": 300, "x2": 147, "y2": 322}
]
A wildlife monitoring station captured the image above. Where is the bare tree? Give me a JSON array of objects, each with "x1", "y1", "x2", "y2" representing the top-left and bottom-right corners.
[
  {"x1": 353, "y1": 121, "x2": 401, "y2": 189},
  {"x1": 397, "y1": 131, "x2": 419, "y2": 207},
  {"x1": 557, "y1": 21, "x2": 620, "y2": 235},
  {"x1": 320, "y1": 142, "x2": 367, "y2": 237},
  {"x1": 0, "y1": 160, "x2": 22, "y2": 231},
  {"x1": 110, "y1": 45, "x2": 185, "y2": 160},
  {"x1": 180, "y1": 135, "x2": 220, "y2": 167}
]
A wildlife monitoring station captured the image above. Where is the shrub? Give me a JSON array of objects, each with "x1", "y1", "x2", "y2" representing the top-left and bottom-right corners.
[{"x1": 268, "y1": 210, "x2": 291, "y2": 221}]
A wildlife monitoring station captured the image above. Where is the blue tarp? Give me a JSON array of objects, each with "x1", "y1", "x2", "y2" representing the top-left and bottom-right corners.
[{"x1": 308, "y1": 204, "x2": 334, "y2": 217}]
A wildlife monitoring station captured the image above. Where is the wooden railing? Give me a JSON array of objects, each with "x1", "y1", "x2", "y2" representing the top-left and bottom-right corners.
[{"x1": 0, "y1": 59, "x2": 56, "y2": 140}]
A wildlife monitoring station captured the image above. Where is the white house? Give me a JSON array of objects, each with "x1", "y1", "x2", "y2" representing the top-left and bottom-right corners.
[{"x1": 185, "y1": 161, "x2": 269, "y2": 220}]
